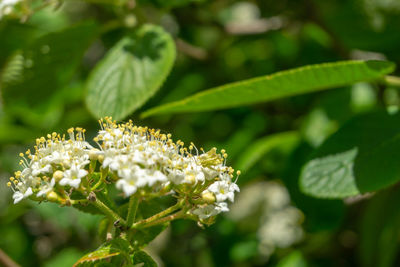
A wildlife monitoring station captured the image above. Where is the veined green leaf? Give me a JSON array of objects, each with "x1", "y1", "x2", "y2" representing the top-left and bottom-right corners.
[
  {"x1": 73, "y1": 238, "x2": 130, "y2": 266},
  {"x1": 132, "y1": 223, "x2": 169, "y2": 248},
  {"x1": 300, "y1": 111, "x2": 400, "y2": 199},
  {"x1": 132, "y1": 250, "x2": 157, "y2": 267},
  {"x1": 141, "y1": 60, "x2": 395, "y2": 118},
  {"x1": 85, "y1": 24, "x2": 176, "y2": 120}
]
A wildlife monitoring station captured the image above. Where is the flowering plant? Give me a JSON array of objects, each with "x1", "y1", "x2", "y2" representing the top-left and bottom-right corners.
[{"x1": 7, "y1": 117, "x2": 240, "y2": 265}]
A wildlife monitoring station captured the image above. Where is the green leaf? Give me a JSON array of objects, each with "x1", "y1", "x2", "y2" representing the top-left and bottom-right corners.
[
  {"x1": 300, "y1": 111, "x2": 400, "y2": 199},
  {"x1": 141, "y1": 60, "x2": 395, "y2": 118},
  {"x1": 359, "y1": 187, "x2": 400, "y2": 267},
  {"x1": 0, "y1": 21, "x2": 41, "y2": 67},
  {"x1": 1, "y1": 22, "x2": 98, "y2": 109},
  {"x1": 85, "y1": 24, "x2": 176, "y2": 120},
  {"x1": 236, "y1": 131, "x2": 299, "y2": 172},
  {"x1": 73, "y1": 238, "x2": 131, "y2": 267},
  {"x1": 132, "y1": 223, "x2": 169, "y2": 248},
  {"x1": 283, "y1": 142, "x2": 345, "y2": 232},
  {"x1": 132, "y1": 250, "x2": 157, "y2": 267},
  {"x1": 136, "y1": 196, "x2": 175, "y2": 219}
]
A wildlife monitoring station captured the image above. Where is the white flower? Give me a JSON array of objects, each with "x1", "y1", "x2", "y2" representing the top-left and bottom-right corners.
[
  {"x1": 31, "y1": 161, "x2": 53, "y2": 177},
  {"x1": 192, "y1": 205, "x2": 220, "y2": 220},
  {"x1": 115, "y1": 168, "x2": 147, "y2": 197},
  {"x1": 215, "y1": 202, "x2": 229, "y2": 212},
  {"x1": 12, "y1": 187, "x2": 32, "y2": 204},
  {"x1": 116, "y1": 179, "x2": 138, "y2": 196},
  {"x1": 192, "y1": 201, "x2": 231, "y2": 220},
  {"x1": 37, "y1": 179, "x2": 55, "y2": 197},
  {"x1": 146, "y1": 170, "x2": 168, "y2": 186},
  {"x1": 207, "y1": 180, "x2": 239, "y2": 202},
  {"x1": 59, "y1": 163, "x2": 88, "y2": 188}
]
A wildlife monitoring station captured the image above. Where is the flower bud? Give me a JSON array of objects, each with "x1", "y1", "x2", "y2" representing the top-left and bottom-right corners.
[
  {"x1": 89, "y1": 149, "x2": 99, "y2": 160},
  {"x1": 53, "y1": 170, "x2": 64, "y2": 182},
  {"x1": 62, "y1": 160, "x2": 70, "y2": 169},
  {"x1": 47, "y1": 191, "x2": 59, "y2": 202},
  {"x1": 185, "y1": 174, "x2": 196, "y2": 184},
  {"x1": 201, "y1": 191, "x2": 216, "y2": 204}
]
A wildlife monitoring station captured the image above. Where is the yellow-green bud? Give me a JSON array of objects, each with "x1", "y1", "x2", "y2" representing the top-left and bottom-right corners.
[
  {"x1": 89, "y1": 149, "x2": 99, "y2": 160},
  {"x1": 124, "y1": 14, "x2": 137, "y2": 28},
  {"x1": 185, "y1": 174, "x2": 196, "y2": 184},
  {"x1": 47, "y1": 191, "x2": 59, "y2": 202},
  {"x1": 201, "y1": 191, "x2": 216, "y2": 204},
  {"x1": 53, "y1": 170, "x2": 64, "y2": 181}
]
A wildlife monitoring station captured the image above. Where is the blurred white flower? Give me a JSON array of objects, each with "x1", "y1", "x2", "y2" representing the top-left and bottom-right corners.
[{"x1": 228, "y1": 181, "x2": 303, "y2": 259}]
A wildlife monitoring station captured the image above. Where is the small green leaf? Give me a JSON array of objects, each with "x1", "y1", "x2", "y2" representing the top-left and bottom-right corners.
[
  {"x1": 132, "y1": 251, "x2": 157, "y2": 267},
  {"x1": 141, "y1": 60, "x2": 395, "y2": 117},
  {"x1": 300, "y1": 111, "x2": 400, "y2": 198},
  {"x1": 132, "y1": 223, "x2": 169, "y2": 248},
  {"x1": 73, "y1": 238, "x2": 130, "y2": 267},
  {"x1": 236, "y1": 131, "x2": 299, "y2": 172},
  {"x1": 86, "y1": 24, "x2": 176, "y2": 120}
]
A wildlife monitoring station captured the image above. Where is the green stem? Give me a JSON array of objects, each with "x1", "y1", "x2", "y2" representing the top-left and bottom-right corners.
[
  {"x1": 70, "y1": 199, "x2": 88, "y2": 205},
  {"x1": 384, "y1": 75, "x2": 400, "y2": 88},
  {"x1": 91, "y1": 178, "x2": 103, "y2": 191},
  {"x1": 126, "y1": 196, "x2": 140, "y2": 227},
  {"x1": 131, "y1": 200, "x2": 183, "y2": 229},
  {"x1": 92, "y1": 197, "x2": 126, "y2": 225},
  {"x1": 139, "y1": 210, "x2": 185, "y2": 229}
]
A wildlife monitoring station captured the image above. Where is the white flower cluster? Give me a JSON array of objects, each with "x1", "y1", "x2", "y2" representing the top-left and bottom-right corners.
[
  {"x1": 8, "y1": 117, "x2": 240, "y2": 222},
  {"x1": 94, "y1": 117, "x2": 240, "y2": 221},
  {"x1": 8, "y1": 129, "x2": 92, "y2": 203}
]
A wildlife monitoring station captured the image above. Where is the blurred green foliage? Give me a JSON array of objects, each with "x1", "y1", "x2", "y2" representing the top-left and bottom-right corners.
[{"x1": 1, "y1": 0, "x2": 400, "y2": 266}]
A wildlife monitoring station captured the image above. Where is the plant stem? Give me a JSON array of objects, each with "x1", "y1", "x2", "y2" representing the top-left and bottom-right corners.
[
  {"x1": 92, "y1": 197, "x2": 126, "y2": 225},
  {"x1": 70, "y1": 199, "x2": 88, "y2": 205},
  {"x1": 0, "y1": 249, "x2": 20, "y2": 267},
  {"x1": 140, "y1": 210, "x2": 186, "y2": 229},
  {"x1": 384, "y1": 75, "x2": 400, "y2": 87},
  {"x1": 131, "y1": 200, "x2": 183, "y2": 229},
  {"x1": 126, "y1": 196, "x2": 140, "y2": 227},
  {"x1": 91, "y1": 178, "x2": 103, "y2": 191}
]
